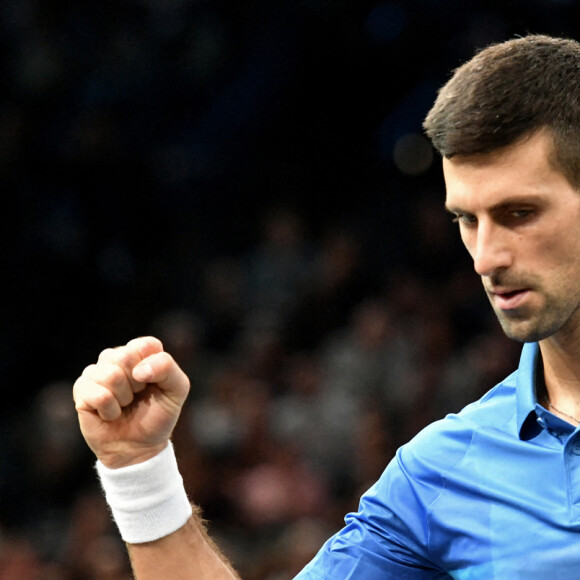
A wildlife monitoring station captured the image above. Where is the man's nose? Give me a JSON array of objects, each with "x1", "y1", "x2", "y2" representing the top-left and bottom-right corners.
[{"x1": 471, "y1": 223, "x2": 513, "y2": 277}]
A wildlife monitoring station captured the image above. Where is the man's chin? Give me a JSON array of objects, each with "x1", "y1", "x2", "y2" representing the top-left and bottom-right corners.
[{"x1": 497, "y1": 316, "x2": 555, "y2": 344}]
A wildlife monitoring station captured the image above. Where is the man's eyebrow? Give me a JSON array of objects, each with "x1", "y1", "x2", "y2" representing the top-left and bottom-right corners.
[
  {"x1": 444, "y1": 204, "x2": 466, "y2": 214},
  {"x1": 444, "y1": 194, "x2": 545, "y2": 215}
]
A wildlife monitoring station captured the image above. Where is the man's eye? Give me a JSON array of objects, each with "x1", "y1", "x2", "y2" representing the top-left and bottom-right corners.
[
  {"x1": 451, "y1": 213, "x2": 477, "y2": 226},
  {"x1": 510, "y1": 209, "x2": 533, "y2": 219}
]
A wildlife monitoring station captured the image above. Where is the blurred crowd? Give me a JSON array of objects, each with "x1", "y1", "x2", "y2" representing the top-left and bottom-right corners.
[
  {"x1": 0, "y1": 0, "x2": 578, "y2": 578},
  {"x1": 0, "y1": 206, "x2": 522, "y2": 579}
]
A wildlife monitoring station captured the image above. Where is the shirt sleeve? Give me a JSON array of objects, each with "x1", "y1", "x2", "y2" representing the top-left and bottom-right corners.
[{"x1": 294, "y1": 450, "x2": 451, "y2": 579}]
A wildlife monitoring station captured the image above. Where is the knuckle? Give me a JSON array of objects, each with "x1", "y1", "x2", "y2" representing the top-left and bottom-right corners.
[
  {"x1": 128, "y1": 335, "x2": 164, "y2": 353},
  {"x1": 115, "y1": 349, "x2": 136, "y2": 368},
  {"x1": 149, "y1": 351, "x2": 176, "y2": 378},
  {"x1": 93, "y1": 388, "x2": 115, "y2": 408},
  {"x1": 94, "y1": 390, "x2": 121, "y2": 420},
  {"x1": 73, "y1": 378, "x2": 116, "y2": 413},
  {"x1": 72, "y1": 377, "x2": 86, "y2": 404},
  {"x1": 99, "y1": 346, "x2": 134, "y2": 368},
  {"x1": 97, "y1": 347, "x2": 117, "y2": 362},
  {"x1": 143, "y1": 335, "x2": 163, "y2": 349},
  {"x1": 97, "y1": 362, "x2": 128, "y2": 387},
  {"x1": 154, "y1": 351, "x2": 173, "y2": 366},
  {"x1": 81, "y1": 363, "x2": 98, "y2": 378}
]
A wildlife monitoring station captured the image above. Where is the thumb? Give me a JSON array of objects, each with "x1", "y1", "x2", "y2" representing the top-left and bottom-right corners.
[{"x1": 133, "y1": 351, "x2": 190, "y2": 405}]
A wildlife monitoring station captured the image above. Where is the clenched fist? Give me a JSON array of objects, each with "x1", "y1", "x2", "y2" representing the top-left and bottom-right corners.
[{"x1": 73, "y1": 336, "x2": 190, "y2": 469}]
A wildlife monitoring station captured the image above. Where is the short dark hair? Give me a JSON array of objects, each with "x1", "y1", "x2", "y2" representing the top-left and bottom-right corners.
[{"x1": 423, "y1": 35, "x2": 580, "y2": 188}]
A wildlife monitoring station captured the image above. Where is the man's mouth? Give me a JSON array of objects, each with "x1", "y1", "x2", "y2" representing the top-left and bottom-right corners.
[{"x1": 490, "y1": 288, "x2": 530, "y2": 310}]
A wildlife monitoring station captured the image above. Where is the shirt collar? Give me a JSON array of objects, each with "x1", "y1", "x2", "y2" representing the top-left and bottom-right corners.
[{"x1": 516, "y1": 342, "x2": 543, "y2": 440}]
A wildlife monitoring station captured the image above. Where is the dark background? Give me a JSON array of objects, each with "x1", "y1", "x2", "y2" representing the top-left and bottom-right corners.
[
  {"x1": 0, "y1": 1, "x2": 578, "y2": 578},
  {"x1": 4, "y1": 0, "x2": 577, "y2": 403}
]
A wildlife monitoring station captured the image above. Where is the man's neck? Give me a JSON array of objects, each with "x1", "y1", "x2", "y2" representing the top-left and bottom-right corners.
[{"x1": 539, "y1": 336, "x2": 580, "y2": 425}]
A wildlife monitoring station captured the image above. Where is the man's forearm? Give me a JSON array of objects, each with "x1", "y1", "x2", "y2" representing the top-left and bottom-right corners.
[
  {"x1": 128, "y1": 508, "x2": 241, "y2": 580},
  {"x1": 74, "y1": 339, "x2": 242, "y2": 579}
]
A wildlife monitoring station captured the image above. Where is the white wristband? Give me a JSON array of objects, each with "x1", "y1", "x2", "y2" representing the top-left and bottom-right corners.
[{"x1": 96, "y1": 442, "x2": 193, "y2": 544}]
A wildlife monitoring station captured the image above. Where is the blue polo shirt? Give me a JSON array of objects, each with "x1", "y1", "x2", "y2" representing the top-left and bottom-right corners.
[{"x1": 296, "y1": 342, "x2": 580, "y2": 578}]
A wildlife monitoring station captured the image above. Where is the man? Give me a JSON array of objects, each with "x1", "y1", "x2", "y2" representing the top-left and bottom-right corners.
[{"x1": 74, "y1": 34, "x2": 580, "y2": 578}]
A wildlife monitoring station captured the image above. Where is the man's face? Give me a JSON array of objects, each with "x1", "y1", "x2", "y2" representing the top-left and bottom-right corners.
[{"x1": 443, "y1": 131, "x2": 580, "y2": 344}]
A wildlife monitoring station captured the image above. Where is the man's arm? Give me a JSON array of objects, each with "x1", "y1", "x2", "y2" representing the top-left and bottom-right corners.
[
  {"x1": 73, "y1": 336, "x2": 241, "y2": 580},
  {"x1": 128, "y1": 508, "x2": 239, "y2": 579}
]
